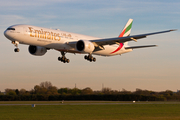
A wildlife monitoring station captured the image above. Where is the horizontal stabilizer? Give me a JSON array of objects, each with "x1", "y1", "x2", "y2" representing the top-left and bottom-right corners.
[{"x1": 125, "y1": 45, "x2": 157, "y2": 49}]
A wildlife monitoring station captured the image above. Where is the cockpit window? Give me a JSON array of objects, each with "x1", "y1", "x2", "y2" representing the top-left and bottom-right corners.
[{"x1": 7, "y1": 28, "x2": 15, "y2": 30}]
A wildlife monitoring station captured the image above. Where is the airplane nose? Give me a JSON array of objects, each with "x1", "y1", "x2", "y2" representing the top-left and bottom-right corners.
[
  {"x1": 4, "y1": 30, "x2": 11, "y2": 40},
  {"x1": 4, "y1": 29, "x2": 15, "y2": 40},
  {"x1": 4, "y1": 30, "x2": 8, "y2": 37},
  {"x1": 4, "y1": 30, "x2": 11, "y2": 39}
]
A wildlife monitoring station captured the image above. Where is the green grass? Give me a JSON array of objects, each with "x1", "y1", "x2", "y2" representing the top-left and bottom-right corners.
[{"x1": 0, "y1": 102, "x2": 180, "y2": 120}]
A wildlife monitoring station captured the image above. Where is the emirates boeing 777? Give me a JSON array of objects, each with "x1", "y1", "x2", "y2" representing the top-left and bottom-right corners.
[{"x1": 4, "y1": 19, "x2": 176, "y2": 63}]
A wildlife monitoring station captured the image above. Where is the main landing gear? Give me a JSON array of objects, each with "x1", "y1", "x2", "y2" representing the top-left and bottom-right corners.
[
  {"x1": 58, "y1": 52, "x2": 70, "y2": 63},
  {"x1": 12, "y1": 41, "x2": 20, "y2": 52},
  {"x1": 84, "y1": 54, "x2": 96, "y2": 62}
]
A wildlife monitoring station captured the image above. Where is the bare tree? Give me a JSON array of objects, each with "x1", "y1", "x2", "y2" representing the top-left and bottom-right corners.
[
  {"x1": 34, "y1": 82, "x2": 58, "y2": 95},
  {"x1": 40, "y1": 81, "x2": 52, "y2": 89}
]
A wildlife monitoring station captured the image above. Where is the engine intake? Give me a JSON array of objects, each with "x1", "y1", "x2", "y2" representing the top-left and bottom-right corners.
[
  {"x1": 76, "y1": 40, "x2": 95, "y2": 53},
  {"x1": 28, "y1": 45, "x2": 47, "y2": 56}
]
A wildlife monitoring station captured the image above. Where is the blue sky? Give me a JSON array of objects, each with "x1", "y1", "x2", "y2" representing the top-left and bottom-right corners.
[{"x1": 0, "y1": 0, "x2": 180, "y2": 92}]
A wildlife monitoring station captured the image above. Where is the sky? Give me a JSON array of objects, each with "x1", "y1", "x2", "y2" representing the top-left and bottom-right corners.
[{"x1": 0, "y1": 0, "x2": 180, "y2": 92}]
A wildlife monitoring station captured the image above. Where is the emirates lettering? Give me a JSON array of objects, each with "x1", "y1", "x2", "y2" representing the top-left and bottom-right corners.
[{"x1": 28, "y1": 27, "x2": 61, "y2": 41}]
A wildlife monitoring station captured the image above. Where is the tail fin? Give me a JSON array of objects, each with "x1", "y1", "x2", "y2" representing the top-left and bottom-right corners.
[
  {"x1": 111, "y1": 19, "x2": 133, "y2": 54},
  {"x1": 119, "y1": 19, "x2": 133, "y2": 37}
]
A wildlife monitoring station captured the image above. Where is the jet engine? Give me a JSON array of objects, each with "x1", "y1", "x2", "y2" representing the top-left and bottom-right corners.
[
  {"x1": 76, "y1": 40, "x2": 95, "y2": 53},
  {"x1": 28, "y1": 45, "x2": 47, "y2": 56}
]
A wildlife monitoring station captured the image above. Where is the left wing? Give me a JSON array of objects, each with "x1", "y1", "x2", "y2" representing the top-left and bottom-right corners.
[
  {"x1": 67, "y1": 29, "x2": 176, "y2": 49},
  {"x1": 90, "y1": 29, "x2": 176, "y2": 47}
]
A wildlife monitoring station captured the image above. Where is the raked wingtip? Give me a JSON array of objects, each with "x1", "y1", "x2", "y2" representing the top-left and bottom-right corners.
[{"x1": 170, "y1": 29, "x2": 178, "y2": 31}]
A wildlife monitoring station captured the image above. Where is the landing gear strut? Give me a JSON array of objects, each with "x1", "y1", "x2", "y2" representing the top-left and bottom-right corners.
[
  {"x1": 58, "y1": 52, "x2": 70, "y2": 63},
  {"x1": 84, "y1": 54, "x2": 96, "y2": 62},
  {"x1": 12, "y1": 41, "x2": 20, "y2": 52}
]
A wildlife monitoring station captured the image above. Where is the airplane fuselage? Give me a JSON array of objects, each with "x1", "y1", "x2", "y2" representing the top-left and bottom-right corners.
[
  {"x1": 4, "y1": 19, "x2": 175, "y2": 63},
  {"x1": 4, "y1": 24, "x2": 132, "y2": 56}
]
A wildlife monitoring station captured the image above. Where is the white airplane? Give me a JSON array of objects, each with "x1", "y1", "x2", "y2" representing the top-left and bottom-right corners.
[{"x1": 4, "y1": 19, "x2": 176, "y2": 63}]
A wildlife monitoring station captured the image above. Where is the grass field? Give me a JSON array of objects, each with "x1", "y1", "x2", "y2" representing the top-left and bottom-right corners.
[{"x1": 0, "y1": 101, "x2": 180, "y2": 120}]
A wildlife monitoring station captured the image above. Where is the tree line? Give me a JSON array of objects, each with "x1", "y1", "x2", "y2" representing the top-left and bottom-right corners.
[{"x1": 0, "y1": 81, "x2": 180, "y2": 101}]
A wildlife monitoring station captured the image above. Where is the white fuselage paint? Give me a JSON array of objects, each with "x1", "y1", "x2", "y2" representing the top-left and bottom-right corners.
[{"x1": 4, "y1": 24, "x2": 132, "y2": 56}]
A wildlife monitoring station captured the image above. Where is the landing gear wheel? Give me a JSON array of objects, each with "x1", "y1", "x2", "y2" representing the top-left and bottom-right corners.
[
  {"x1": 66, "y1": 59, "x2": 70, "y2": 63},
  {"x1": 93, "y1": 58, "x2": 96, "y2": 62},
  {"x1": 14, "y1": 48, "x2": 19, "y2": 52},
  {"x1": 61, "y1": 57, "x2": 65, "y2": 61},
  {"x1": 84, "y1": 54, "x2": 96, "y2": 62},
  {"x1": 58, "y1": 52, "x2": 70, "y2": 63},
  {"x1": 58, "y1": 57, "x2": 61, "y2": 61},
  {"x1": 84, "y1": 55, "x2": 88, "y2": 60}
]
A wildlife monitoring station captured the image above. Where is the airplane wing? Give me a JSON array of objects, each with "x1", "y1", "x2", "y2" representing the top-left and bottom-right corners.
[
  {"x1": 67, "y1": 29, "x2": 176, "y2": 49},
  {"x1": 90, "y1": 29, "x2": 176, "y2": 47}
]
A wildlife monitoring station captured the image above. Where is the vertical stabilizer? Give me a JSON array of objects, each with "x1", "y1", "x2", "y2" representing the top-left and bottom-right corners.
[
  {"x1": 119, "y1": 19, "x2": 133, "y2": 37},
  {"x1": 110, "y1": 19, "x2": 133, "y2": 54}
]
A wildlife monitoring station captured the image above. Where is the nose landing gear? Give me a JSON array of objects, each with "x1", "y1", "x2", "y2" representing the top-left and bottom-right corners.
[{"x1": 12, "y1": 41, "x2": 20, "y2": 52}]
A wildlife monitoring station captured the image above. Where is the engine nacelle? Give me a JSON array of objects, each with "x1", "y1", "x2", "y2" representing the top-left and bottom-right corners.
[
  {"x1": 76, "y1": 40, "x2": 95, "y2": 53},
  {"x1": 28, "y1": 45, "x2": 47, "y2": 56}
]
